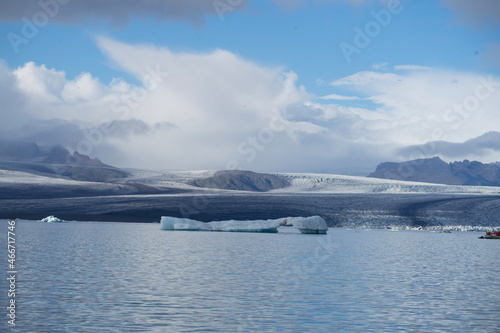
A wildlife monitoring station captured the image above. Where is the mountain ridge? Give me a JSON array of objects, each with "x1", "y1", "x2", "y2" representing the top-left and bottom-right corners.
[
  {"x1": 369, "y1": 157, "x2": 500, "y2": 186},
  {"x1": 0, "y1": 141, "x2": 128, "y2": 182}
]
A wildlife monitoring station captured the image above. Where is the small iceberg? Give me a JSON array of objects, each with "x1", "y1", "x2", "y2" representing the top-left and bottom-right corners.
[
  {"x1": 40, "y1": 215, "x2": 66, "y2": 223},
  {"x1": 160, "y1": 215, "x2": 328, "y2": 234}
]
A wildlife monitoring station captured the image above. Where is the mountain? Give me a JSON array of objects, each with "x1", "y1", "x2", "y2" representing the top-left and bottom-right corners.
[
  {"x1": 368, "y1": 157, "x2": 500, "y2": 186},
  {"x1": 0, "y1": 141, "x2": 128, "y2": 182},
  {"x1": 190, "y1": 170, "x2": 290, "y2": 192},
  {"x1": 0, "y1": 141, "x2": 110, "y2": 166}
]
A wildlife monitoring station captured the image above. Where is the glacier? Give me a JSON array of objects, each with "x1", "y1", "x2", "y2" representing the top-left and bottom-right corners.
[
  {"x1": 160, "y1": 216, "x2": 328, "y2": 234},
  {"x1": 3, "y1": 168, "x2": 500, "y2": 227},
  {"x1": 121, "y1": 169, "x2": 500, "y2": 195}
]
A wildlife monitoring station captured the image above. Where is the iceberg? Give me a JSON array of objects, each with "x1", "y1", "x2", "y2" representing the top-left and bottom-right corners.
[
  {"x1": 160, "y1": 215, "x2": 328, "y2": 234},
  {"x1": 160, "y1": 216, "x2": 281, "y2": 233},
  {"x1": 207, "y1": 220, "x2": 282, "y2": 233},
  {"x1": 160, "y1": 217, "x2": 213, "y2": 231},
  {"x1": 40, "y1": 215, "x2": 66, "y2": 223},
  {"x1": 284, "y1": 216, "x2": 328, "y2": 234}
]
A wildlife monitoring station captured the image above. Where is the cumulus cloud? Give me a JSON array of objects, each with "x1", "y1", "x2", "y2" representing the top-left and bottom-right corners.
[
  {"x1": 1, "y1": 37, "x2": 327, "y2": 171},
  {"x1": 92, "y1": 37, "x2": 325, "y2": 170},
  {"x1": 0, "y1": 0, "x2": 250, "y2": 25},
  {"x1": 330, "y1": 68, "x2": 500, "y2": 145},
  {"x1": 328, "y1": 67, "x2": 500, "y2": 164},
  {"x1": 398, "y1": 131, "x2": 500, "y2": 162},
  {"x1": 2, "y1": 39, "x2": 500, "y2": 173}
]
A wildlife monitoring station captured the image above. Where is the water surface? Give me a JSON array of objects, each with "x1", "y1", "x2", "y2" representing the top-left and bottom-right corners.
[{"x1": 1, "y1": 221, "x2": 498, "y2": 332}]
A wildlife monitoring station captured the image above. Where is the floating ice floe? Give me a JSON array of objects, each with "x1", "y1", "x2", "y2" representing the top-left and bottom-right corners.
[
  {"x1": 160, "y1": 215, "x2": 328, "y2": 234},
  {"x1": 40, "y1": 215, "x2": 66, "y2": 223},
  {"x1": 283, "y1": 216, "x2": 328, "y2": 234}
]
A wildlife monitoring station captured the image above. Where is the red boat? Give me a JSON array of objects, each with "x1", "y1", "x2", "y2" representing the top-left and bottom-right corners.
[{"x1": 479, "y1": 231, "x2": 500, "y2": 239}]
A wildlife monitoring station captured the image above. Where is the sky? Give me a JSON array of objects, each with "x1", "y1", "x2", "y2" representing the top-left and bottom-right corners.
[{"x1": 0, "y1": 0, "x2": 499, "y2": 175}]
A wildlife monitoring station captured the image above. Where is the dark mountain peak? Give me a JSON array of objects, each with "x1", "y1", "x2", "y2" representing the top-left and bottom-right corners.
[
  {"x1": 69, "y1": 151, "x2": 108, "y2": 167},
  {"x1": 43, "y1": 145, "x2": 71, "y2": 164},
  {"x1": 369, "y1": 157, "x2": 500, "y2": 186},
  {"x1": 0, "y1": 141, "x2": 127, "y2": 182},
  {"x1": 417, "y1": 156, "x2": 447, "y2": 167},
  {"x1": 0, "y1": 141, "x2": 110, "y2": 168}
]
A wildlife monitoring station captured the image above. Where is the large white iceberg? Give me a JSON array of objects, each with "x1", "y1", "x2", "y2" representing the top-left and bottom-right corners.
[
  {"x1": 160, "y1": 215, "x2": 328, "y2": 234},
  {"x1": 160, "y1": 216, "x2": 281, "y2": 233}
]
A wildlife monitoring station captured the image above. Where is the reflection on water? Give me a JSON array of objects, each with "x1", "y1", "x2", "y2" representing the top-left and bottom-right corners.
[{"x1": 1, "y1": 221, "x2": 498, "y2": 332}]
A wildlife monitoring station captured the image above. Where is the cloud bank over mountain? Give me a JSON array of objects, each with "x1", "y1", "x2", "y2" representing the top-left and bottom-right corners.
[
  {"x1": 399, "y1": 132, "x2": 500, "y2": 161},
  {"x1": 1, "y1": 36, "x2": 500, "y2": 173}
]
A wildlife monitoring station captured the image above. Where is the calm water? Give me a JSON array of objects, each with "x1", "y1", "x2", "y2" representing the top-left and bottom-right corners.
[{"x1": 1, "y1": 220, "x2": 499, "y2": 332}]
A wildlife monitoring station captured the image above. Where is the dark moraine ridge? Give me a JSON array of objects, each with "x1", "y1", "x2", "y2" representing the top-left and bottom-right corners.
[
  {"x1": 189, "y1": 170, "x2": 290, "y2": 192},
  {"x1": 0, "y1": 180, "x2": 187, "y2": 200}
]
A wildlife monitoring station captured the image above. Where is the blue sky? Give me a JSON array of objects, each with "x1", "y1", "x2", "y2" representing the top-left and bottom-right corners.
[{"x1": 0, "y1": 0, "x2": 499, "y2": 174}]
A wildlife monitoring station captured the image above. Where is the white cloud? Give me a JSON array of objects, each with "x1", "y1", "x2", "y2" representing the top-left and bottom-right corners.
[
  {"x1": 399, "y1": 131, "x2": 500, "y2": 162},
  {"x1": 331, "y1": 71, "x2": 401, "y2": 87},
  {"x1": 329, "y1": 69, "x2": 500, "y2": 153},
  {"x1": 319, "y1": 94, "x2": 360, "y2": 101},
  {"x1": 61, "y1": 72, "x2": 106, "y2": 103},
  {"x1": 2, "y1": 38, "x2": 330, "y2": 171},
  {"x1": 13, "y1": 62, "x2": 66, "y2": 103},
  {"x1": 2, "y1": 38, "x2": 500, "y2": 174},
  {"x1": 372, "y1": 62, "x2": 388, "y2": 70}
]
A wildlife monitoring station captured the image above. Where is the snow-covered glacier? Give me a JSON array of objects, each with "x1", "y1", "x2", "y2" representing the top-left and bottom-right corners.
[
  {"x1": 160, "y1": 216, "x2": 328, "y2": 234},
  {"x1": 2, "y1": 167, "x2": 500, "y2": 228}
]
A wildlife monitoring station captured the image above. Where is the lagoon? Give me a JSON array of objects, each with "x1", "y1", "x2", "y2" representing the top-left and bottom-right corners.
[{"x1": 1, "y1": 220, "x2": 498, "y2": 332}]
